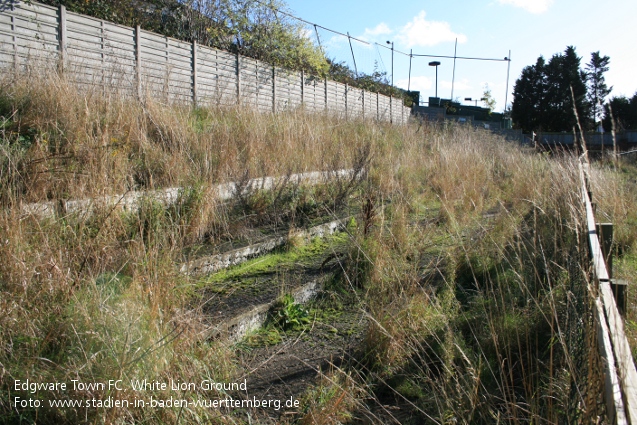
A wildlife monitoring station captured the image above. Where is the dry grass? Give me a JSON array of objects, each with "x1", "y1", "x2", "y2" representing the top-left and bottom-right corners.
[{"x1": 2, "y1": 67, "x2": 637, "y2": 424}]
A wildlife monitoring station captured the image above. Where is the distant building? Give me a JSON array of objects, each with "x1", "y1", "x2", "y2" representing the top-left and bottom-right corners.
[{"x1": 412, "y1": 97, "x2": 510, "y2": 130}]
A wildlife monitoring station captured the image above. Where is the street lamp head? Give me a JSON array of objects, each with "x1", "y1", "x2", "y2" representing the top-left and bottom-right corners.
[
  {"x1": 386, "y1": 40, "x2": 391, "y2": 45},
  {"x1": 464, "y1": 97, "x2": 472, "y2": 101},
  {"x1": 429, "y1": 61, "x2": 441, "y2": 67}
]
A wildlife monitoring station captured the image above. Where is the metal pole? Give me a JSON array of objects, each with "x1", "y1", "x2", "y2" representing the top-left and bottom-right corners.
[
  {"x1": 435, "y1": 65, "x2": 438, "y2": 99},
  {"x1": 504, "y1": 50, "x2": 511, "y2": 114},
  {"x1": 408, "y1": 49, "x2": 412, "y2": 92},
  {"x1": 314, "y1": 24, "x2": 322, "y2": 51},
  {"x1": 391, "y1": 41, "x2": 394, "y2": 89},
  {"x1": 451, "y1": 38, "x2": 457, "y2": 100},
  {"x1": 347, "y1": 32, "x2": 358, "y2": 78}
]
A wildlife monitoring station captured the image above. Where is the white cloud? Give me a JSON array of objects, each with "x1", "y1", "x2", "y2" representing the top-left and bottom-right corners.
[
  {"x1": 497, "y1": 0, "x2": 553, "y2": 14},
  {"x1": 300, "y1": 28, "x2": 314, "y2": 41},
  {"x1": 396, "y1": 76, "x2": 432, "y2": 92},
  {"x1": 395, "y1": 11, "x2": 467, "y2": 48},
  {"x1": 364, "y1": 23, "x2": 392, "y2": 37},
  {"x1": 441, "y1": 78, "x2": 472, "y2": 92},
  {"x1": 325, "y1": 34, "x2": 348, "y2": 50}
]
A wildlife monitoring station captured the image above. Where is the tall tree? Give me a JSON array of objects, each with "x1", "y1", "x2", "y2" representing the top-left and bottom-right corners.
[
  {"x1": 603, "y1": 93, "x2": 637, "y2": 131},
  {"x1": 586, "y1": 52, "x2": 612, "y2": 127},
  {"x1": 511, "y1": 56, "x2": 548, "y2": 133},
  {"x1": 511, "y1": 46, "x2": 589, "y2": 133}
]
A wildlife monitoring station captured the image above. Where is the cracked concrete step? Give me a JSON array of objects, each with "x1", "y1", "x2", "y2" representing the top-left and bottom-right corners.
[
  {"x1": 180, "y1": 218, "x2": 348, "y2": 275},
  {"x1": 20, "y1": 169, "x2": 358, "y2": 219}
]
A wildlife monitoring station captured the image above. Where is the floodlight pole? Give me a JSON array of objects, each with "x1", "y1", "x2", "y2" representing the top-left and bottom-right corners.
[
  {"x1": 347, "y1": 32, "x2": 358, "y2": 78},
  {"x1": 408, "y1": 49, "x2": 412, "y2": 92},
  {"x1": 429, "y1": 61, "x2": 441, "y2": 104},
  {"x1": 451, "y1": 38, "x2": 457, "y2": 100},
  {"x1": 504, "y1": 50, "x2": 511, "y2": 114},
  {"x1": 386, "y1": 40, "x2": 394, "y2": 89}
]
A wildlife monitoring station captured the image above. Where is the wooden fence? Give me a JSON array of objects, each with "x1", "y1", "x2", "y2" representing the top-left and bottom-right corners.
[
  {"x1": 580, "y1": 159, "x2": 637, "y2": 424},
  {"x1": 0, "y1": 1, "x2": 411, "y2": 124}
]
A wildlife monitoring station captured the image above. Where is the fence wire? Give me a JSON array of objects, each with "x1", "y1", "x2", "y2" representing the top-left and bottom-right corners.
[{"x1": 563, "y1": 226, "x2": 606, "y2": 424}]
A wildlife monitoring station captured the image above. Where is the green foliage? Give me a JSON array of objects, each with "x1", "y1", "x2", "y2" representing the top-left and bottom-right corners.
[
  {"x1": 603, "y1": 92, "x2": 637, "y2": 131},
  {"x1": 482, "y1": 83, "x2": 496, "y2": 112},
  {"x1": 586, "y1": 51, "x2": 612, "y2": 125},
  {"x1": 512, "y1": 46, "x2": 590, "y2": 132},
  {"x1": 39, "y1": 0, "x2": 330, "y2": 77},
  {"x1": 328, "y1": 61, "x2": 414, "y2": 106},
  {"x1": 270, "y1": 293, "x2": 311, "y2": 330}
]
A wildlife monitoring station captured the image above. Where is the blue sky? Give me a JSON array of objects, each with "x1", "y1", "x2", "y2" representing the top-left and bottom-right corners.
[{"x1": 283, "y1": 0, "x2": 637, "y2": 112}]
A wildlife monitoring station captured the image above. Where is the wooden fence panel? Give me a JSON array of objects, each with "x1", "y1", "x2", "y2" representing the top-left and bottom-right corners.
[
  {"x1": 167, "y1": 38, "x2": 193, "y2": 103},
  {"x1": 363, "y1": 91, "x2": 376, "y2": 120},
  {"x1": 197, "y1": 45, "x2": 232, "y2": 106},
  {"x1": 0, "y1": 1, "x2": 409, "y2": 123},
  {"x1": 239, "y1": 56, "x2": 273, "y2": 112},
  {"x1": 301, "y1": 75, "x2": 323, "y2": 112},
  {"x1": 347, "y1": 86, "x2": 363, "y2": 119},
  {"x1": 2, "y1": 2, "x2": 58, "y2": 70},
  {"x1": 378, "y1": 95, "x2": 390, "y2": 121},
  {"x1": 65, "y1": 12, "x2": 136, "y2": 95}
]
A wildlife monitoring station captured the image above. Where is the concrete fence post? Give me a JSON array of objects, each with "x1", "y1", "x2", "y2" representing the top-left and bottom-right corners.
[
  {"x1": 362, "y1": 90, "x2": 365, "y2": 119},
  {"x1": 135, "y1": 25, "x2": 142, "y2": 100},
  {"x1": 192, "y1": 40, "x2": 198, "y2": 106},
  {"x1": 301, "y1": 70, "x2": 304, "y2": 105},
  {"x1": 376, "y1": 92, "x2": 379, "y2": 121},
  {"x1": 10, "y1": 6, "x2": 17, "y2": 70},
  {"x1": 272, "y1": 66, "x2": 276, "y2": 113},
  {"x1": 324, "y1": 78, "x2": 328, "y2": 112},
  {"x1": 344, "y1": 84, "x2": 348, "y2": 119},
  {"x1": 58, "y1": 4, "x2": 66, "y2": 73},
  {"x1": 236, "y1": 51, "x2": 241, "y2": 105}
]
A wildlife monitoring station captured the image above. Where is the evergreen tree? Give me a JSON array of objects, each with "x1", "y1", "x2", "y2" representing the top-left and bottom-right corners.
[
  {"x1": 603, "y1": 93, "x2": 637, "y2": 131},
  {"x1": 511, "y1": 46, "x2": 589, "y2": 133},
  {"x1": 586, "y1": 52, "x2": 612, "y2": 127},
  {"x1": 511, "y1": 57, "x2": 548, "y2": 133}
]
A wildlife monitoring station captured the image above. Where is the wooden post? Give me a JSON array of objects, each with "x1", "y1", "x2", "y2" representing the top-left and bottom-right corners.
[
  {"x1": 58, "y1": 4, "x2": 66, "y2": 73},
  {"x1": 598, "y1": 222, "x2": 628, "y2": 316},
  {"x1": 135, "y1": 25, "x2": 142, "y2": 100},
  {"x1": 192, "y1": 40, "x2": 198, "y2": 106},
  {"x1": 597, "y1": 223, "x2": 613, "y2": 279}
]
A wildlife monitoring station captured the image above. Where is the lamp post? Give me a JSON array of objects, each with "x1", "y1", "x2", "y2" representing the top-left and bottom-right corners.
[
  {"x1": 386, "y1": 40, "x2": 394, "y2": 89},
  {"x1": 429, "y1": 61, "x2": 440, "y2": 105}
]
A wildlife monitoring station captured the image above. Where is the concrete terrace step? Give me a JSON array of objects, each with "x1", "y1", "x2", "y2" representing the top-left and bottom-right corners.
[
  {"x1": 204, "y1": 277, "x2": 326, "y2": 342},
  {"x1": 20, "y1": 169, "x2": 358, "y2": 219},
  {"x1": 180, "y1": 218, "x2": 347, "y2": 275}
]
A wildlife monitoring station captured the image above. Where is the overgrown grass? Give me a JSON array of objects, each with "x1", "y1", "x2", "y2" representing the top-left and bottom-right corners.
[{"x1": 1, "y1": 67, "x2": 637, "y2": 424}]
